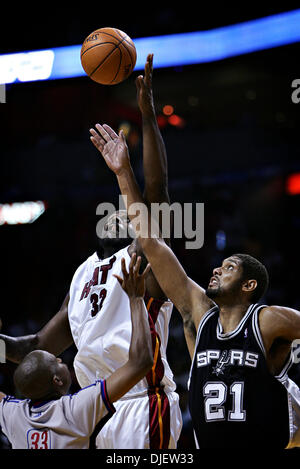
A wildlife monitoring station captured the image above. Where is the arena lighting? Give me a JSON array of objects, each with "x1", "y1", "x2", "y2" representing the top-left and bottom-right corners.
[
  {"x1": 168, "y1": 114, "x2": 185, "y2": 127},
  {"x1": 0, "y1": 9, "x2": 300, "y2": 84},
  {"x1": 0, "y1": 201, "x2": 46, "y2": 225},
  {"x1": 163, "y1": 105, "x2": 174, "y2": 116},
  {"x1": 286, "y1": 173, "x2": 300, "y2": 195}
]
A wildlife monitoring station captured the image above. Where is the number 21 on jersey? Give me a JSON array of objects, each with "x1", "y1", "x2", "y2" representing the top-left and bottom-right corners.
[{"x1": 203, "y1": 381, "x2": 246, "y2": 422}]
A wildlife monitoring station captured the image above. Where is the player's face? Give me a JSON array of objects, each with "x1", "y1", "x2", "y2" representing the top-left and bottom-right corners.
[
  {"x1": 206, "y1": 256, "x2": 243, "y2": 300},
  {"x1": 55, "y1": 358, "x2": 72, "y2": 394},
  {"x1": 102, "y1": 211, "x2": 134, "y2": 239},
  {"x1": 98, "y1": 210, "x2": 135, "y2": 254},
  {"x1": 47, "y1": 354, "x2": 72, "y2": 396}
]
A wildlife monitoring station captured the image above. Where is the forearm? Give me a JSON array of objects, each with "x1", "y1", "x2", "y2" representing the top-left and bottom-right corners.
[
  {"x1": 117, "y1": 166, "x2": 153, "y2": 238},
  {"x1": 128, "y1": 297, "x2": 153, "y2": 372},
  {"x1": 117, "y1": 166, "x2": 168, "y2": 272},
  {"x1": 104, "y1": 296, "x2": 152, "y2": 403},
  {"x1": 137, "y1": 54, "x2": 169, "y2": 203},
  {"x1": 0, "y1": 333, "x2": 38, "y2": 364},
  {"x1": 142, "y1": 114, "x2": 169, "y2": 201}
]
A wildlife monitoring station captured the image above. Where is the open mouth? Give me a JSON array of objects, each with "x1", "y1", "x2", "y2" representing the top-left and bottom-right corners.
[{"x1": 208, "y1": 277, "x2": 219, "y2": 287}]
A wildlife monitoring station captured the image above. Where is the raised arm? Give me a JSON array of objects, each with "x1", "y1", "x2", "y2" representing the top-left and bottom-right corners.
[
  {"x1": 104, "y1": 253, "x2": 153, "y2": 402},
  {"x1": 91, "y1": 126, "x2": 214, "y2": 333},
  {"x1": 90, "y1": 55, "x2": 170, "y2": 300},
  {"x1": 136, "y1": 54, "x2": 169, "y2": 206},
  {"x1": 0, "y1": 293, "x2": 73, "y2": 364}
]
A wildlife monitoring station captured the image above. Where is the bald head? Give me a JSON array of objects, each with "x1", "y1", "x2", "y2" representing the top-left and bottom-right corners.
[{"x1": 14, "y1": 350, "x2": 71, "y2": 401}]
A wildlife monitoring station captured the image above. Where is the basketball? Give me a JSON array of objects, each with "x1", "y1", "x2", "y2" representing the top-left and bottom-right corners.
[{"x1": 80, "y1": 27, "x2": 137, "y2": 85}]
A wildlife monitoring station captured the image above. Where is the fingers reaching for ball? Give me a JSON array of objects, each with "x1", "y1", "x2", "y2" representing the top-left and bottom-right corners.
[{"x1": 89, "y1": 124, "x2": 116, "y2": 151}]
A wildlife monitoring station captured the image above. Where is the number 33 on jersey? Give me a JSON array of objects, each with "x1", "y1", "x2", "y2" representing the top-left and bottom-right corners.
[
  {"x1": 27, "y1": 429, "x2": 50, "y2": 449},
  {"x1": 79, "y1": 256, "x2": 116, "y2": 317}
]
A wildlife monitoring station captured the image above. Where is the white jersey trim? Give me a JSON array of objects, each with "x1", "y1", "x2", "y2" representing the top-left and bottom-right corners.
[
  {"x1": 216, "y1": 303, "x2": 256, "y2": 340},
  {"x1": 252, "y1": 304, "x2": 293, "y2": 381}
]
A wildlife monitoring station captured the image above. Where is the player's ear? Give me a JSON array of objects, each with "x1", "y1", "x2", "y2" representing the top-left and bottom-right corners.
[
  {"x1": 242, "y1": 279, "x2": 257, "y2": 293},
  {"x1": 53, "y1": 375, "x2": 63, "y2": 387}
]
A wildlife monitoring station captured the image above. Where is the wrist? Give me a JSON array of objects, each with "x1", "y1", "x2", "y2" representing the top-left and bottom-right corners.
[
  {"x1": 129, "y1": 295, "x2": 144, "y2": 303},
  {"x1": 115, "y1": 163, "x2": 133, "y2": 178}
]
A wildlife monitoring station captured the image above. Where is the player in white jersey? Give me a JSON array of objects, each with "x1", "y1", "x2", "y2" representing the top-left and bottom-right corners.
[
  {"x1": 0, "y1": 54, "x2": 182, "y2": 449},
  {"x1": 68, "y1": 240, "x2": 181, "y2": 448},
  {"x1": 0, "y1": 255, "x2": 153, "y2": 449}
]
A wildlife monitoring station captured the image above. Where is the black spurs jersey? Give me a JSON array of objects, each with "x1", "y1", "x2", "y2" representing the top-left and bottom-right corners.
[{"x1": 188, "y1": 303, "x2": 293, "y2": 449}]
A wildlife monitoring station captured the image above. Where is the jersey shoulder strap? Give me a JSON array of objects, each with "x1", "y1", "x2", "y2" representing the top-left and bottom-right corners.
[{"x1": 187, "y1": 305, "x2": 219, "y2": 389}]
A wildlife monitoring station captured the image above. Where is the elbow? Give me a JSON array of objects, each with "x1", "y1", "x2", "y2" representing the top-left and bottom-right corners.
[
  {"x1": 144, "y1": 355, "x2": 154, "y2": 373},
  {"x1": 31, "y1": 333, "x2": 41, "y2": 351},
  {"x1": 135, "y1": 353, "x2": 153, "y2": 376}
]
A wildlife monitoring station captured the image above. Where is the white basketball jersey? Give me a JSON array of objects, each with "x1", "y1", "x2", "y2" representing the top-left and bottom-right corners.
[
  {"x1": 68, "y1": 246, "x2": 176, "y2": 398},
  {"x1": 0, "y1": 380, "x2": 115, "y2": 449}
]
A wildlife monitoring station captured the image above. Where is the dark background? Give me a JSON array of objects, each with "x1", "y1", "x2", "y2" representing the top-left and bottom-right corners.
[{"x1": 0, "y1": 5, "x2": 300, "y2": 449}]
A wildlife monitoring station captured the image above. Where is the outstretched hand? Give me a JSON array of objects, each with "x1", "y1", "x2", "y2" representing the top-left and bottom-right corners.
[
  {"x1": 89, "y1": 124, "x2": 131, "y2": 175},
  {"x1": 136, "y1": 53, "x2": 155, "y2": 117},
  {"x1": 114, "y1": 253, "x2": 150, "y2": 299}
]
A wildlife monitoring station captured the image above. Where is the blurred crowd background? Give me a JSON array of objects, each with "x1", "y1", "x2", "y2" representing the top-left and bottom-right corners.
[{"x1": 1, "y1": 5, "x2": 300, "y2": 449}]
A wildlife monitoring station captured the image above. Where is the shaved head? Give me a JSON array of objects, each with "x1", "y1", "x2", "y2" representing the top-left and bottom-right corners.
[{"x1": 14, "y1": 350, "x2": 71, "y2": 401}]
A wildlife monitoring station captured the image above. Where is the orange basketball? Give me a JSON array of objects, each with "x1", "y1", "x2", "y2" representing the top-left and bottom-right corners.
[{"x1": 80, "y1": 27, "x2": 137, "y2": 85}]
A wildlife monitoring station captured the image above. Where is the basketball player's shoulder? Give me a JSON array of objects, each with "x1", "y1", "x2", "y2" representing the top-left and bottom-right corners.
[
  {"x1": 78, "y1": 251, "x2": 99, "y2": 267},
  {"x1": 70, "y1": 253, "x2": 101, "y2": 290},
  {"x1": 259, "y1": 304, "x2": 300, "y2": 322},
  {"x1": 258, "y1": 304, "x2": 300, "y2": 339}
]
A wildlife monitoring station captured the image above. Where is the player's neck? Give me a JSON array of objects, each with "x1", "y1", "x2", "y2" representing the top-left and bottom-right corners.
[
  {"x1": 218, "y1": 303, "x2": 250, "y2": 334},
  {"x1": 30, "y1": 390, "x2": 62, "y2": 405},
  {"x1": 97, "y1": 238, "x2": 132, "y2": 260},
  {"x1": 102, "y1": 247, "x2": 118, "y2": 258}
]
